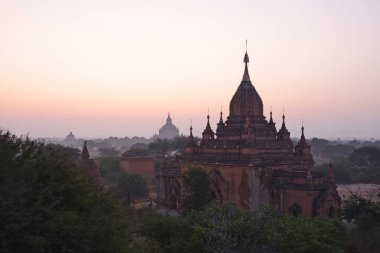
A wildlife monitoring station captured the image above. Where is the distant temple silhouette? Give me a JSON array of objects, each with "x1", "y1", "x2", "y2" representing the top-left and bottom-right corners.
[
  {"x1": 158, "y1": 47, "x2": 341, "y2": 217},
  {"x1": 77, "y1": 141, "x2": 101, "y2": 179},
  {"x1": 65, "y1": 131, "x2": 75, "y2": 141},
  {"x1": 157, "y1": 113, "x2": 179, "y2": 139}
]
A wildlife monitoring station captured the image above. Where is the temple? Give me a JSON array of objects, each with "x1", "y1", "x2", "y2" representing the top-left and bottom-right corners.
[
  {"x1": 76, "y1": 141, "x2": 101, "y2": 178},
  {"x1": 158, "y1": 48, "x2": 341, "y2": 217},
  {"x1": 157, "y1": 113, "x2": 179, "y2": 139}
]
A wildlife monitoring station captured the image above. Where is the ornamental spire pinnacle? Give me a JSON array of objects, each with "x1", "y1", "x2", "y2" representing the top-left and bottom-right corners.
[
  {"x1": 219, "y1": 110, "x2": 224, "y2": 124},
  {"x1": 301, "y1": 121, "x2": 305, "y2": 140},
  {"x1": 243, "y1": 40, "x2": 250, "y2": 82},
  {"x1": 81, "y1": 141, "x2": 90, "y2": 160},
  {"x1": 269, "y1": 108, "x2": 274, "y2": 124}
]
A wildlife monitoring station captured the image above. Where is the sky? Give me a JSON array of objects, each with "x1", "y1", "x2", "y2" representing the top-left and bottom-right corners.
[{"x1": 0, "y1": 0, "x2": 379, "y2": 140}]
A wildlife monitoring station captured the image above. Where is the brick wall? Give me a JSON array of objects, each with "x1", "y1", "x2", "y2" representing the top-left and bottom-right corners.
[{"x1": 119, "y1": 157, "x2": 155, "y2": 177}]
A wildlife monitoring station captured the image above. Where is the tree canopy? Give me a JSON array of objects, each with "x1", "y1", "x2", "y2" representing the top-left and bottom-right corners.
[
  {"x1": 0, "y1": 131, "x2": 132, "y2": 253},
  {"x1": 181, "y1": 167, "x2": 212, "y2": 212}
]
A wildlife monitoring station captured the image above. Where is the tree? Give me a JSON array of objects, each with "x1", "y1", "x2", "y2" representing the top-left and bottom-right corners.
[
  {"x1": 342, "y1": 194, "x2": 380, "y2": 252},
  {"x1": 116, "y1": 172, "x2": 148, "y2": 205},
  {"x1": 314, "y1": 157, "x2": 354, "y2": 183},
  {"x1": 98, "y1": 147, "x2": 119, "y2": 156},
  {"x1": 148, "y1": 135, "x2": 199, "y2": 156},
  {"x1": 44, "y1": 143, "x2": 81, "y2": 161},
  {"x1": 140, "y1": 210, "x2": 204, "y2": 253},
  {"x1": 278, "y1": 216, "x2": 346, "y2": 253},
  {"x1": 349, "y1": 146, "x2": 380, "y2": 183},
  {"x1": 122, "y1": 148, "x2": 151, "y2": 157},
  {"x1": 199, "y1": 202, "x2": 279, "y2": 253},
  {"x1": 0, "y1": 131, "x2": 132, "y2": 253},
  {"x1": 148, "y1": 138, "x2": 171, "y2": 155},
  {"x1": 96, "y1": 155, "x2": 120, "y2": 179},
  {"x1": 181, "y1": 167, "x2": 212, "y2": 212},
  {"x1": 342, "y1": 194, "x2": 380, "y2": 230},
  {"x1": 197, "y1": 202, "x2": 346, "y2": 253}
]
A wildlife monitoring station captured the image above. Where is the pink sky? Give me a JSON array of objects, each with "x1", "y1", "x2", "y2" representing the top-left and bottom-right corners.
[{"x1": 1, "y1": 0, "x2": 379, "y2": 139}]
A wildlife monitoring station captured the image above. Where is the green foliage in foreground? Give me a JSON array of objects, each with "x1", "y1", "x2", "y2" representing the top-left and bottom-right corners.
[
  {"x1": 278, "y1": 216, "x2": 346, "y2": 253},
  {"x1": 341, "y1": 195, "x2": 380, "y2": 252},
  {"x1": 342, "y1": 194, "x2": 380, "y2": 230},
  {"x1": 140, "y1": 210, "x2": 204, "y2": 253},
  {"x1": 181, "y1": 167, "x2": 212, "y2": 212},
  {"x1": 0, "y1": 131, "x2": 132, "y2": 253},
  {"x1": 116, "y1": 172, "x2": 149, "y2": 205},
  {"x1": 140, "y1": 202, "x2": 348, "y2": 253}
]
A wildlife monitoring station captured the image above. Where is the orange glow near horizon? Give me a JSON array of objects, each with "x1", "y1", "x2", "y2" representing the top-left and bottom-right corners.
[{"x1": 1, "y1": 0, "x2": 379, "y2": 139}]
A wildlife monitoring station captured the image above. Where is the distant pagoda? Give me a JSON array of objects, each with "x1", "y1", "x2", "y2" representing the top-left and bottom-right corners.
[{"x1": 158, "y1": 113, "x2": 179, "y2": 139}]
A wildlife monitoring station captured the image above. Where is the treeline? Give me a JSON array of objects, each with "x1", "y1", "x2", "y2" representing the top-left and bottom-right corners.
[
  {"x1": 308, "y1": 138, "x2": 380, "y2": 159},
  {"x1": 122, "y1": 135, "x2": 200, "y2": 157},
  {"x1": 314, "y1": 146, "x2": 380, "y2": 184}
]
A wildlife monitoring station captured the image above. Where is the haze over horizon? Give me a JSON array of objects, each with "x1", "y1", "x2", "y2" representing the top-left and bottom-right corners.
[{"x1": 1, "y1": 0, "x2": 379, "y2": 140}]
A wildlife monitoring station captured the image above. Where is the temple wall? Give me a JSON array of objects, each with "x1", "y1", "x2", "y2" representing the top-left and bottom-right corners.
[{"x1": 120, "y1": 157, "x2": 155, "y2": 177}]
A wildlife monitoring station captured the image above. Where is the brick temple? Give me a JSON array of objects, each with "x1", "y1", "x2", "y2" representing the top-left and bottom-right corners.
[{"x1": 158, "y1": 49, "x2": 341, "y2": 217}]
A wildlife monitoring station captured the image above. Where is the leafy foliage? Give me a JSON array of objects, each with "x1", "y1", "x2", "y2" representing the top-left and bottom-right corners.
[
  {"x1": 44, "y1": 143, "x2": 81, "y2": 160},
  {"x1": 98, "y1": 147, "x2": 119, "y2": 156},
  {"x1": 141, "y1": 202, "x2": 348, "y2": 253},
  {"x1": 122, "y1": 148, "x2": 151, "y2": 157},
  {"x1": 148, "y1": 136, "x2": 200, "y2": 156},
  {"x1": 342, "y1": 195, "x2": 380, "y2": 252},
  {"x1": 96, "y1": 155, "x2": 120, "y2": 179},
  {"x1": 181, "y1": 167, "x2": 212, "y2": 212},
  {"x1": 198, "y1": 202, "x2": 279, "y2": 253},
  {"x1": 140, "y1": 210, "x2": 204, "y2": 253},
  {"x1": 349, "y1": 146, "x2": 380, "y2": 183},
  {"x1": 0, "y1": 131, "x2": 132, "y2": 253},
  {"x1": 310, "y1": 138, "x2": 354, "y2": 158},
  {"x1": 342, "y1": 194, "x2": 380, "y2": 230},
  {"x1": 314, "y1": 157, "x2": 354, "y2": 183},
  {"x1": 278, "y1": 216, "x2": 346, "y2": 253},
  {"x1": 116, "y1": 172, "x2": 149, "y2": 205},
  {"x1": 315, "y1": 146, "x2": 380, "y2": 183}
]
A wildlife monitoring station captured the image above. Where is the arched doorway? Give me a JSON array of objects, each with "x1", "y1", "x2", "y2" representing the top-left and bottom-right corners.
[{"x1": 169, "y1": 180, "x2": 181, "y2": 210}]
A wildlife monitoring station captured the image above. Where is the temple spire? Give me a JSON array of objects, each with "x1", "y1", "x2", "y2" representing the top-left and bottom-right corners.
[
  {"x1": 186, "y1": 120, "x2": 197, "y2": 147},
  {"x1": 282, "y1": 113, "x2": 286, "y2": 128},
  {"x1": 81, "y1": 141, "x2": 90, "y2": 160},
  {"x1": 243, "y1": 41, "x2": 250, "y2": 82},
  {"x1": 202, "y1": 113, "x2": 215, "y2": 137},
  {"x1": 269, "y1": 110, "x2": 274, "y2": 124},
  {"x1": 190, "y1": 124, "x2": 193, "y2": 138},
  {"x1": 219, "y1": 110, "x2": 224, "y2": 124}
]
